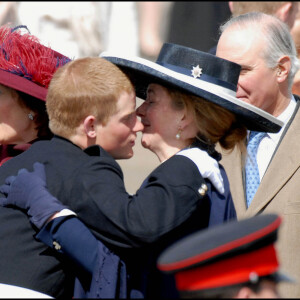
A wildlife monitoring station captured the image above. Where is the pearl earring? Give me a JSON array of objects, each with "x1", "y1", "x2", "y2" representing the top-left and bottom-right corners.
[
  {"x1": 28, "y1": 113, "x2": 34, "y2": 120},
  {"x1": 176, "y1": 129, "x2": 182, "y2": 140}
]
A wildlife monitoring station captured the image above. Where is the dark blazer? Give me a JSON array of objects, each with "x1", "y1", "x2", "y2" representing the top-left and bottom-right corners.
[
  {"x1": 36, "y1": 159, "x2": 236, "y2": 298},
  {"x1": 0, "y1": 136, "x2": 211, "y2": 298}
]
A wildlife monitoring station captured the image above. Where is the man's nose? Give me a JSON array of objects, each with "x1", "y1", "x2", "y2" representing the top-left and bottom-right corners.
[{"x1": 133, "y1": 117, "x2": 144, "y2": 132}]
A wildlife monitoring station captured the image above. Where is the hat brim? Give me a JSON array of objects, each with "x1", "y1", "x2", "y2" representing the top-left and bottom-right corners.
[
  {"x1": 0, "y1": 69, "x2": 47, "y2": 101},
  {"x1": 101, "y1": 53, "x2": 283, "y2": 133},
  {"x1": 0, "y1": 46, "x2": 70, "y2": 102}
]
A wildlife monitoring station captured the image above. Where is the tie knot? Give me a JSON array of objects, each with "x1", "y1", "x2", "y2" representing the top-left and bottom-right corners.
[{"x1": 248, "y1": 131, "x2": 265, "y2": 146}]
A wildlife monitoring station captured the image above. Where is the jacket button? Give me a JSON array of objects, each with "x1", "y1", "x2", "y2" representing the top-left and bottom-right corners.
[
  {"x1": 198, "y1": 183, "x2": 207, "y2": 196},
  {"x1": 53, "y1": 241, "x2": 61, "y2": 250}
]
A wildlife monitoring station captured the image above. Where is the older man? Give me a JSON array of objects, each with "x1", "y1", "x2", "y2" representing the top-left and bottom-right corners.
[{"x1": 216, "y1": 12, "x2": 300, "y2": 298}]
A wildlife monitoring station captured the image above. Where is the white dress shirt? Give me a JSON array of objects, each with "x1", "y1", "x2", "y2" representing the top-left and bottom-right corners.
[{"x1": 256, "y1": 97, "x2": 297, "y2": 180}]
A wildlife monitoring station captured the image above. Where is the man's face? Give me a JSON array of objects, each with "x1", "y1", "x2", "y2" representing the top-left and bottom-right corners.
[
  {"x1": 95, "y1": 91, "x2": 143, "y2": 160},
  {"x1": 216, "y1": 27, "x2": 280, "y2": 116}
]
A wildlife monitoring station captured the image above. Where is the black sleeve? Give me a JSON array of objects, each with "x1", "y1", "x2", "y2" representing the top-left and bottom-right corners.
[{"x1": 70, "y1": 154, "x2": 207, "y2": 248}]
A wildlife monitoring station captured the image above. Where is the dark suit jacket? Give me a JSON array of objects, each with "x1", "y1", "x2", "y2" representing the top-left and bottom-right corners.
[
  {"x1": 36, "y1": 165, "x2": 236, "y2": 298},
  {"x1": 0, "y1": 135, "x2": 210, "y2": 298}
]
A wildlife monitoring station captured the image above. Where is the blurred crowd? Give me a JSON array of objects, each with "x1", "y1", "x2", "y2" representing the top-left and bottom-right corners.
[
  {"x1": 0, "y1": 2, "x2": 231, "y2": 59},
  {"x1": 0, "y1": 2, "x2": 172, "y2": 60}
]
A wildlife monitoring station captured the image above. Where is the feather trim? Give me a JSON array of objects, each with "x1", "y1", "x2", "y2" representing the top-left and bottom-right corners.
[{"x1": 0, "y1": 25, "x2": 71, "y2": 88}]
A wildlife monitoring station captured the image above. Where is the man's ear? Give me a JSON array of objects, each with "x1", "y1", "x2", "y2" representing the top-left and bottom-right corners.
[
  {"x1": 277, "y1": 55, "x2": 291, "y2": 83},
  {"x1": 83, "y1": 115, "x2": 97, "y2": 138}
]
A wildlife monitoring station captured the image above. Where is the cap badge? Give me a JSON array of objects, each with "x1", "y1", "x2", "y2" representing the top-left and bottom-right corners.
[{"x1": 191, "y1": 65, "x2": 202, "y2": 79}]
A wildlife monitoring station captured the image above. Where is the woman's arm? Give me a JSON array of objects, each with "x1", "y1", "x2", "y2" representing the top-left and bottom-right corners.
[
  {"x1": 37, "y1": 215, "x2": 98, "y2": 274},
  {"x1": 37, "y1": 215, "x2": 128, "y2": 298}
]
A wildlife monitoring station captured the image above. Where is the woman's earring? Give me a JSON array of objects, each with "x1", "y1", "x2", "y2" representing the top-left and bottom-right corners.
[
  {"x1": 176, "y1": 128, "x2": 182, "y2": 140},
  {"x1": 28, "y1": 113, "x2": 34, "y2": 120}
]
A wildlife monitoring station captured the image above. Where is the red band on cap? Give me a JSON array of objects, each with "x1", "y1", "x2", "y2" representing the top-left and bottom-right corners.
[
  {"x1": 175, "y1": 244, "x2": 278, "y2": 291},
  {"x1": 159, "y1": 216, "x2": 281, "y2": 272}
]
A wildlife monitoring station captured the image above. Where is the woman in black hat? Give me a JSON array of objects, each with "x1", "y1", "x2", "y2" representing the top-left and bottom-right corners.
[
  {"x1": 0, "y1": 24, "x2": 71, "y2": 166},
  {"x1": 0, "y1": 43, "x2": 283, "y2": 298},
  {"x1": 101, "y1": 42, "x2": 282, "y2": 225}
]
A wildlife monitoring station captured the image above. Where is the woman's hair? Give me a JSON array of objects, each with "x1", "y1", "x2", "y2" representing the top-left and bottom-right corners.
[
  {"x1": 220, "y1": 12, "x2": 300, "y2": 91},
  {"x1": 15, "y1": 90, "x2": 53, "y2": 140},
  {"x1": 167, "y1": 87, "x2": 247, "y2": 152},
  {"x1": 46, "y1": 57, "x2": 134, "y2": 138}
]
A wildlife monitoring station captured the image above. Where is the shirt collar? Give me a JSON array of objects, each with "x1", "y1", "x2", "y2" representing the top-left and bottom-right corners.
[{"x1": 268, "y1": 96, "x2": 297, "y2": 142}]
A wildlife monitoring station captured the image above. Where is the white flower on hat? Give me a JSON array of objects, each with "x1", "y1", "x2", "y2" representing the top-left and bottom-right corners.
[{"x1": 191, "y1": 65, "x2": 202, "y2": 79}]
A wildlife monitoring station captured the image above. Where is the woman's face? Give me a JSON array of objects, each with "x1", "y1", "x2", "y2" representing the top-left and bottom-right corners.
[
  {"x1": 0, "y1": 84, "x2": 37, "y2": 145},
  {"x1": 136, "y1": 83, "x2": 183, "y2": 159}
]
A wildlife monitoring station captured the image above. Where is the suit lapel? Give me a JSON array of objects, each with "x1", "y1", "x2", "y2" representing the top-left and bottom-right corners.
[{"x1": 246, "y1": 101, "x2": 300, "y2": 216}]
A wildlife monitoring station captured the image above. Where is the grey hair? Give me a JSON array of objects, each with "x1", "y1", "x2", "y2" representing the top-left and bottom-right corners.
[{"x1": 220, "y1": 12, "x2": 300, "y2": 92}]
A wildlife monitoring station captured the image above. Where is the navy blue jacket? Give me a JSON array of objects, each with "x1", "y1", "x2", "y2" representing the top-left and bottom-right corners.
[
  {"x1": 0, "y1": 136, "x2": 214, "y2": 298},
  {"x1": 36, "y1": 152, "x2": 236, "y2": 298}
]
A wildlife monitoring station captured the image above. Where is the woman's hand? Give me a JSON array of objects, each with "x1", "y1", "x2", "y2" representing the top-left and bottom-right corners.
[{"x1": 177, "y1": 148, "x2": 224, "y2": 194}]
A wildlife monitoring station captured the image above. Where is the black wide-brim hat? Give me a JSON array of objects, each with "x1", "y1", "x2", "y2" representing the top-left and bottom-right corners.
[
  {"x1": 101, "y1": 43, "x2": 283, "y2": 133},
  {"x1": 157, "y1": 214, "x2": 294, "y2": 293}
]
